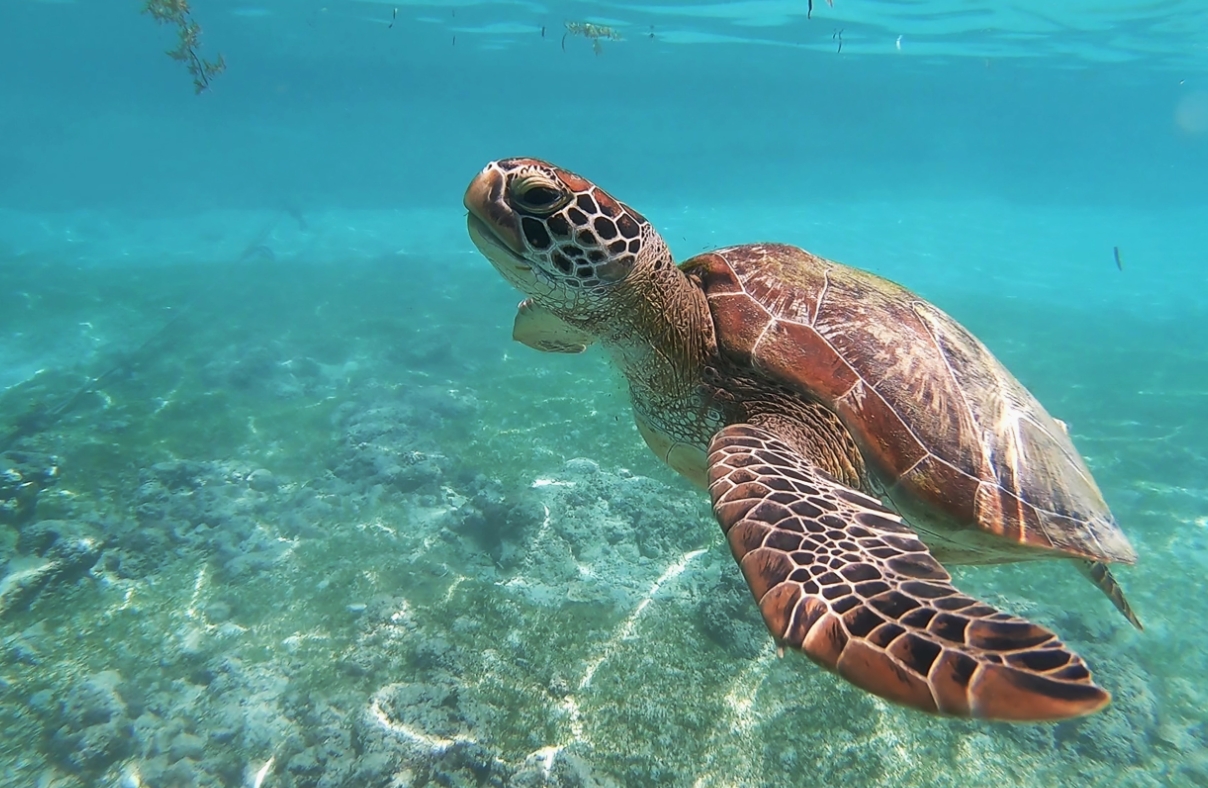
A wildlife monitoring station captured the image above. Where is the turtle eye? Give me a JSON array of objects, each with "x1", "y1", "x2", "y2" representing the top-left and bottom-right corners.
[{"x1": 512, "y1": 177, "x2": 570, "y2": 215}]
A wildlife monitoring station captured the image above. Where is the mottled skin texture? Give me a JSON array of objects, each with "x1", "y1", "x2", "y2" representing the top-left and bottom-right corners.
[{"x1": 464, "y1": 158, "x2": 1140, "y2": 722}]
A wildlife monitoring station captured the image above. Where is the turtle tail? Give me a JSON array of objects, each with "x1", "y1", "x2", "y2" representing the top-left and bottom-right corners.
[{"x1": 1078, "y1": 560, "x2": 1143, "y2": 631}]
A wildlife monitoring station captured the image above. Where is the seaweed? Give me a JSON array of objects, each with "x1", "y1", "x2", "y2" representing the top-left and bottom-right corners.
[
  {"x1": 141, "y1": 0, "x2": 226, "y2": 94},
  {"x1": 563, "y1": 21, "x2": 623, "y2": 56}
]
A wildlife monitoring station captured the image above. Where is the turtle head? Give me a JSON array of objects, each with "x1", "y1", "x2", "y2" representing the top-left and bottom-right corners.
[{"x1": 464, "y1": 158, "x2": 669, "y2": 314}]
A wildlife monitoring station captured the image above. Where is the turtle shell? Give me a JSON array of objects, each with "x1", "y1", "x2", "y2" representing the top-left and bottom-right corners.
[{"x1": 688, "y1": 243, "x2": 1135, "y2": 566}]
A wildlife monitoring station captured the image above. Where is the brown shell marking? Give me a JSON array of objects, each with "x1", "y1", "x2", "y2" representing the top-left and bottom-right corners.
[
  {"x1": 708, "y1": 423, "x2": 1109, "y2": 721},
  {"x1": 691, "y1": 244, "x2": 1135, "y2": 566}
]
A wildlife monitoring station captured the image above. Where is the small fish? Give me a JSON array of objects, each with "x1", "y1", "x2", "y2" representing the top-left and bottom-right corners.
[
  {"x1": 541, "y1": 25, "x2": 545, "y2": 38},
  {"x1": 238, "y1": 244, "x2": 276, "y2": 263},
  {"x1": 1113, "y1": 246, "x2": 1123, "y2": 271},
  {"x1": 388, "y1": 7, "x2": 397, "y2": 28},
  {"x1": 561, "y1": 32, "x2": 567, "y2": 51},
  {"x1": 283, "y1": 204, "x2": 308, "y2": 232},
  {"x1": 452, "y1": 35, "x2": 456, "y2": 46},
  {"x1": 808, "y1": 0, "x2": 813, "y2": 18}
]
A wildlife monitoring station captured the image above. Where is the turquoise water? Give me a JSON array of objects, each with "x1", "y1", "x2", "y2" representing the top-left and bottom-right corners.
[{"x1": 1, "y1": 1, "x2": 1206, "y2": 786}]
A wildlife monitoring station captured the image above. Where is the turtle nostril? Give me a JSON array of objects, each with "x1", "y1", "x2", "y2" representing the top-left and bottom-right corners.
[{"x1": 464, "y1": 167, "x2": 504, "y2": 216}]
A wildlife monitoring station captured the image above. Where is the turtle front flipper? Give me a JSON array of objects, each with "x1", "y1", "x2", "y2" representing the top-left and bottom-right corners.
[
  {"x1": 707, "y1": 423, "x2": 1110, "y2": 722},
  {"x1": 513, "y1": 299, "x2": 595, "y2": 354}
]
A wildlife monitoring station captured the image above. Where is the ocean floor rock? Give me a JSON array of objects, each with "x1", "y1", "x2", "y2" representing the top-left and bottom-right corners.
[
  {"x1": 0, "y1": 450, "x2": 60, "y2": 525},
  {"x1": 329, "y1": 395, "x2": 463, "y2": 497},
  {"x1": 485, "y1": 457, "x2": 715, "y2": 612},
  {"x1": 129, "y1": 458, "x2": 288, "y2": 579},
  {"x1": 0, "y1": 519, "x2": 102, "y2": 617},
  {"x1": 45, "y1": 670, "x2": 136, "y2": 774}
]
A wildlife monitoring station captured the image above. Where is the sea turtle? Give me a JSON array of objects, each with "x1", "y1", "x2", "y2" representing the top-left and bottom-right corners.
[{"x1": 463, "y1": 158, "x2": 1140, "y2": 722}]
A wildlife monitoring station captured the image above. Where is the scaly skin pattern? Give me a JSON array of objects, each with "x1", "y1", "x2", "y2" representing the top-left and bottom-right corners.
[
  {"x1": 465, "y1": 157, "x2": 722, "y2": 482},
  {"x1": 708, "y1": 423, "x2": 1108, "y2": 721},
  {"x1": 463, "y1": 157, "x2": 1138, "y2": 721}
]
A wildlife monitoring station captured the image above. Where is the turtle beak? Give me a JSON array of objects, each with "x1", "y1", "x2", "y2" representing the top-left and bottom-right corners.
[{"x1": 464, "y1": 165, "x2": 526, "y2": 257}]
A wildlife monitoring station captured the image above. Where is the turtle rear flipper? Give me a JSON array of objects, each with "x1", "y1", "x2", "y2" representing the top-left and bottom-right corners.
[
  {"x1": 1078, "y1": 560, "x2": 1142, "y2": 630},
  {"x1": 707, "y1": 424, "x2": 1110, "y2": 722}
]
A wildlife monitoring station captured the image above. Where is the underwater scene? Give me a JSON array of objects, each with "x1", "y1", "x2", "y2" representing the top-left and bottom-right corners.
[{"x1": 2, "y1": 0, "x2": 1207, "y2": 786}]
